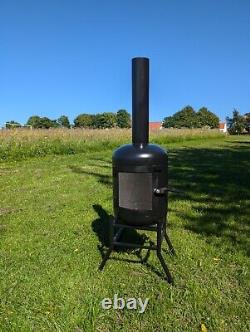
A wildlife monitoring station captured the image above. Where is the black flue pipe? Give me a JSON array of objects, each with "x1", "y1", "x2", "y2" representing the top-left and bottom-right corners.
[{"x1": 132, "y1": 57, "x2": 149, "y2": 145}]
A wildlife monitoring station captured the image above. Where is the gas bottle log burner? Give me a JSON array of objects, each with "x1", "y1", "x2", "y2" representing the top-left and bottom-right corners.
[{"x1": 99, "y1": 57, "x2": 176, "y2": 283}]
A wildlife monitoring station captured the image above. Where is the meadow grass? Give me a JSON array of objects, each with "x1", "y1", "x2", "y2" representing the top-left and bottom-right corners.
[
  {"x1": 0, "y1": 131, "x2": 249, "y2": 331},
  {"x1": 0, "y1": 128, "x2": 224, "y2": 162}
]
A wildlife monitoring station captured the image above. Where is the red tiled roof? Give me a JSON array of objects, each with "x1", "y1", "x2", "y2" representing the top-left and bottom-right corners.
[
  {"x1": 149, "y1": 122, "x2": 162, "y2": 129},
  {"x1": 219, "y1": 123, "x2": 225, "y2": 129}
]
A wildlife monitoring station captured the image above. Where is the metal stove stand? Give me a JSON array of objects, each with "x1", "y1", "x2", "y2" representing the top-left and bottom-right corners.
[{"x1": 99, "y1": 218, "x2": 175, "y2": 284}]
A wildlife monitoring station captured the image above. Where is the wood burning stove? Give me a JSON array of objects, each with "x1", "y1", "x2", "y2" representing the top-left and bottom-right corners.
[{"x1": 99, "y1": 57, "x2": 175, "y2": 283}]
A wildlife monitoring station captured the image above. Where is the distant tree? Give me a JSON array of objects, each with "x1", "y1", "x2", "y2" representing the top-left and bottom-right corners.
[
  {"x1": 245, "y1": 112, "x2": 250, "y2": 133},
  {"x1": 40, "y1": 117, "x2": 57, "y2": 129},
  {"x1": 5, "y1": 121, "x2": 22, "y2": 129},
  {"x1": 162, "y1": 115, "x2": 175, "y2": 128},
  {"x1": 196, "y1": 107, "x2": 219, "y2": 128},
  {"x1": 117, "y1": 109, "x2": 131, "y2": 128},
  {"x1": 162, "y1": 105, "x2": 197, "y2": 128},
  {"x1": 93, "y1": 112, "x2": 117, "y2": 129},
  {"x1": 226, "y1": 116, "x2": 233, "y2": 130},
  {"x1": 227, "y1": 109, "x2": 246, "y2": 135},
  {"x1": 26, "y1": 116, "x2": 59, "y2": 128},
  {"x1": 74, "y1": 114, "x2": 95, "y2": 128},
  {"x1": 58, "y1": 115, "x2": 70, "y2": 128},
  {"x1": 27, "y1": 116, "x2": 43, "y2": 128},
  {"x1": 50, "y1": 119, "x2": 60, "y2": 128}
]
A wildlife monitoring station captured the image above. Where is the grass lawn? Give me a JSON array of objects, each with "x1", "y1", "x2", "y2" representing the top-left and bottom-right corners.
[{"x1": 0, "y1": 134, "x2": 249, "y2": 331}]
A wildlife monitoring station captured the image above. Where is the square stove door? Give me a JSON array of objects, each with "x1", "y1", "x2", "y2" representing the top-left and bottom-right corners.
[{"x1": 118, "y1": 172, "x2": 152, "y2": 210}]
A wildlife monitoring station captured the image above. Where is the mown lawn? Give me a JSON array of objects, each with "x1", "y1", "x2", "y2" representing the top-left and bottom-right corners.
[{"x1": 0, "y1": 134, "x2": 249, "y2": 331}]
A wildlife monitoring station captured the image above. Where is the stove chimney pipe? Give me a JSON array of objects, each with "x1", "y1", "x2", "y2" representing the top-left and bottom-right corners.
[{"x1": 132, "y1": 57, "x2": 149, "y2": 145}]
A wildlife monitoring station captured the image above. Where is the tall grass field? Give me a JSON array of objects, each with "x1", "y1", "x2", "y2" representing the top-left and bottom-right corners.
[
  {"x1": 0, "y1": 128, "x2": 223, "y2": 161},
  {"x1": 0, "y1": 128, "x2": 249, "y2": 331}
]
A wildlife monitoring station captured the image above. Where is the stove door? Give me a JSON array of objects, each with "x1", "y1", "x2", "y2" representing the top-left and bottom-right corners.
[{"x1": 118, "y1": 172, "x2": 152, "y2": 210}]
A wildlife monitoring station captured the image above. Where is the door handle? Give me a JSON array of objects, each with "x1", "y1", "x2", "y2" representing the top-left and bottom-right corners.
[
  {"x1": 154, "y1": 187, "x2": 168, "y2": 195},
  {"x1": 154, "y1": 187, "x2": 184, "y2": 195}
]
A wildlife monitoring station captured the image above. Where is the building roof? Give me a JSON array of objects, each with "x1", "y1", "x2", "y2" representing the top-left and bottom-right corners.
[
  {"x1": 149, "y1": 122, "x2": 162, "y2": 129},
  {"x1": 219, "y1": 123, "x2": 226, "y2": 129}
]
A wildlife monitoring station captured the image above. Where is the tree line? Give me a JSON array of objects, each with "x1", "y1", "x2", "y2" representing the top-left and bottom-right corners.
[
  {"x1": 4, "y1": 106, "x2": 250, "y2": 134},
  {"x1": 5, "y1": 110, "x2": 131, "y2": 129},
  {"x1": 162, "y1": 106, "x2": 249, "y2": 134},
  {"x1": 5, "y1": 105, "x2": 220, "y2": 130}
]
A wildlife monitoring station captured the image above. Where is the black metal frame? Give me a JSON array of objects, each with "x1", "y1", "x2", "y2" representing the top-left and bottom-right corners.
[{"x1": 99, "y1": 218, "x2": 175, "y2": 284}]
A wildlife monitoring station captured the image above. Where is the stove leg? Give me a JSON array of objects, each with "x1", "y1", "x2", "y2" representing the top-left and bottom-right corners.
[
  {"x1": 163, "y1": 222, "x2": 176, "y2": 255},
  {"x1": 99, "y1": 218, "x2": 124, "y2": 271},
  {"x1": 99, "y1": 247, "x2": 112, "y2": 271},
  {"x1": 157, "y1": 252, "x2": 173, "y2": 284},
  {"x1": 157, "y1": 223, "x2": 173, "y2": 284}
]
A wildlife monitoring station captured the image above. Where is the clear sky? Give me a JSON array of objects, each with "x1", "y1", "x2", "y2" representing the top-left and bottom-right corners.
[{"x1": 0, "y1": 0, "x2": 249, "y2": 126}]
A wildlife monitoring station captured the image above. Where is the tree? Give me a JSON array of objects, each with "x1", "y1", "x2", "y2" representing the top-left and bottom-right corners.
[
  {"x1": 162, "y1": 115, "x2": 175, "y2": 128},
  {"x1": 27, "y1": 116, "x2": 43, "y2": 128},
  {"x1": 5, "y1": 121, "x2": 22, "y2": 129},
  {"x1": 26, "y1": 116, "x2": 59, "y2": 128},
  {"x1": 226, "y1": 116, "x2": 233, "y2": 130},
  {"x1": 163, "y1": 106, "x2": 220, "y2": 129},
  {"x1": 245, "y1": 113, "x2": 250, "y2": 133},
  {"x1": 58, "y1": 115, "x2": 70, "y2": 128},
  {"x1": 74, "y1": 114, "x2": 95, "y2": 128},
  {"x1": 162, "y1": 105, "x2": 197, "y2": 128},
  {"x1": 196, "y1": 107, "x2": 219, "y2": 128},
  {"x1": 227, "y1": 109, "x2": 246, "y2": 135},
  {"x1": 40, "y1": 117, "x2": 59, "y2": 129},
  {"x1": 93, "y1": 112, "x2": 117, "y2": 129},
  {"x1": 117, "y1": 109, "x2": 131, "y2": 128}
]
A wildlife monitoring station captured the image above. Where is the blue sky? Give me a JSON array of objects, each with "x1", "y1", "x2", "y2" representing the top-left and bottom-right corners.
[{"x1": 0, "y1": 0, "x2": 249, "y2": 126}]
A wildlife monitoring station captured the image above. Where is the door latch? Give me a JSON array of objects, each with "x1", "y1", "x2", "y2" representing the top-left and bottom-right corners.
[{"x1": 154, "y1": 187, "x2": 184, "y2": 195}]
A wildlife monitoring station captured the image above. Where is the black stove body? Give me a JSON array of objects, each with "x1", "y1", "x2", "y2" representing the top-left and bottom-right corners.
[
  {"x1": 113, "y1": 142, "x2": 168, "y2": 226},
  {"x1": 99, "y1": 58, "x2": 175, "y2": 283},
  {"x1": 113, "y1": 58, "x2": 168, "y2": 226}
]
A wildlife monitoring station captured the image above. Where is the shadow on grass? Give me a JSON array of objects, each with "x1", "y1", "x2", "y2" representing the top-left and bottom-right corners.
[
  {"x1": 230, "y1": 141, "x2": 250, "y2": 144},
  {"x1": 91, "y1": 204, "x2": 147, "y2": 252},
  {"x1": 68, "y1": 164, "x2": 112, "y2": 186},
  {"x1": 169, "y1": 141, "x2": 250, "y2": 255}
]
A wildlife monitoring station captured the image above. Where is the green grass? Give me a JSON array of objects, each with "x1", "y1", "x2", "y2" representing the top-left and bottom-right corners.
[{"x1": 0, "y1": 134, "x2": 249, "y2": 331}]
